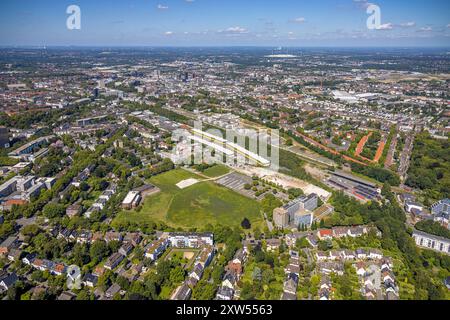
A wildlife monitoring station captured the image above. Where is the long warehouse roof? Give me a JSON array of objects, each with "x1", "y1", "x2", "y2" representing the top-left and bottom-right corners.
[{"x1": 188, "y1": 135, "x2": 234, "y2": 156}]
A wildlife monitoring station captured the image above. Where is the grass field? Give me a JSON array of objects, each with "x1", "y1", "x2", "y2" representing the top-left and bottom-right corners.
[
  {"x1": 165, "y1": 248, "x2": 200, "y2": 269},
  {"x1": 202, "y1": 164, "x2": 230, "y2": 178},
  {"x1": 114, "y1": 169, "x2": 263, "y2": 230}
]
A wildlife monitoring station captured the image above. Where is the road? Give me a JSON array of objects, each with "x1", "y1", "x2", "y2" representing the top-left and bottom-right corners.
[
  {"x1": 398, "y1": 131, "x2": 415, "y2": 182},
  {"x1": 385, "y1": 129, "x2": 398, "y2": 169},
  {"x1": 263, "y1": 212, "x2": 274, "y2": 232},
  {"x1": 303, "y1": 248, "x2": 313, "y2": 265}
]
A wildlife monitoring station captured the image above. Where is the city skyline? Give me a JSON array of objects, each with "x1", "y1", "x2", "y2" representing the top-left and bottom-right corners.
[{"x1": 0, "y1": 0, "x2": 450, "y2": 47}]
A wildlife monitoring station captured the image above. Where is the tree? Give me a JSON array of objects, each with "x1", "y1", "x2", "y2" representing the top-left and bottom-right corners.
[
  {"x1": 155, "y1": 260, "x2": 172, "y2": 286},
  {"x1": 264, "y1": 255, "x2": 275, "y2": 268},
  {"x1": 97, "y1": 271, "x2": 113, "y2": 292},
  {"x1": 192, "y1": 281, "x2": 216, "y2": 300},
  {"x1": 320, "y1": 219, "x2": 325, "y2": 228},
  {"x1": 79, "y1": 181, "x2": 90, "y2": 192},
  {"x1": 382, "y1": 182, "x2": 392, "y2": 198},
  {"x1": 169, "y1": 266, "x2": 186, "y2": 285},
  {"x1": 0, "y1": 221, "x2": 15, "y2": 240},
  {"x1": 72, "y1": 243, "x2": 90, "y2": 266},
  {"x1": 108, "y1": 240, "x2": 121, "y2": 253},
  {"x1": 415, "y1": 220, "x2": 450, "y2": 239},
  {"x1": 240, "y1": 282, "x2": 257, "y2": 300},
  {"x1": 296, "y1": 237, "x2": 311, "y2": 249},
  {"x1": 21, "y1": 224, "x2": 40, "y2": 237},
  {"x1": 241, "y1": 218, "x2": 252, "y2": 230},
  {"x1": 254, "y1": 228, "x2": 262, "y2": 240},
  {"x1": 89, "y1": 240, "x2": 110, "y2": 264},
  {"x1": 42, "y1": 203, "x2": 66, "y2": 219},
  {"x1": 31, "y1": 270, "x2": 45, "y2": 282},
  {"x1": 288, "y1": 188, "x2": 304, "y2": 199},
  {"x1": 318, "y1": 240, "x2": 332, "y2": 251},
  {"x1": 76, "y1": 289, "x2": 91, "y2": 301},
  {"x1": 262, "y1": 269, "x2": 275, "y2": 285},
  {"x1": 254, "y1": 250, "x2": 265, "y2": 263},
  {"x1": 116, "y1": 276, "x2": 130, "y2": 290},
  {"x1": 285, "y1": 138, "x2": 293, "y2": 146},
  {"x1": 261, "y1": 194, "x2": 282, "y2": 215},
  {"x1": 336, "y1": 275, "x2": 353, "y2": 298}
]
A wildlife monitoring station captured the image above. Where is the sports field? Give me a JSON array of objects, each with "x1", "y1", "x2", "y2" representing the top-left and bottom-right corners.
[{"x1": 114, "y1": 169, "x2": 263, "y2": 230}]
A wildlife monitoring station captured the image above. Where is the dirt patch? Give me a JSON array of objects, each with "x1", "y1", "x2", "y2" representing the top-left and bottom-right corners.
[
  {"x1": 234, "y1": 165, "x2": 331, "y2": 199},
  {"x1": 176, "y1": 178, "x2": 200, "y2": 189},
  {"x1": 373, "y1": 140, "x2": 386, "y2": 163},
  {"x1": 183, "y1": 252, "x2": 195, "y2": 260},
  {"x1": 355, "y1": 132, "x2": 372, "y2": 157}
]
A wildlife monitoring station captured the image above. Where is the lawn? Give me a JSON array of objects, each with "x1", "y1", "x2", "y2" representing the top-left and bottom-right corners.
[
  {"x1": 114, "y1": 169, "x2": 263, "y2": 230},
  {"x1": 165, "y1": 248, "x2": 201, "y2": 270},
  {"x1": 202, "y1": 164, "x2": 231, "y2": 178}
]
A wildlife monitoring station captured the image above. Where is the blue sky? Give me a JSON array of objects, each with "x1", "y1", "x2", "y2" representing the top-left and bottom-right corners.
[{"x1": 0, "y1": 0, "x2": 449, "y2": 46}]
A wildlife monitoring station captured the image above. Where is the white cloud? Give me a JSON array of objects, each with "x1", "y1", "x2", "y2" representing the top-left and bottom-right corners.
[
  {"x1": 376, "y1": 23, "x2": 393, "y2": 30},
  {"x1": 157, "y1": 4, "x2": 169, "y2": 10},
  {"x1": 164, "y1": 31, "x2": 174, "y2": 35},
  {"x1": 290, "y1": 17, "x2": 306, "y2": 24},
  {"x1": 218, "y1": 26, "x2": 249, "y2": 34},
  {"x1": 418, "y1": 26, "x2": 433, "y2": 32},
  {"x1": 400, "y1": 22, "x2": 416, "y2": 28}
]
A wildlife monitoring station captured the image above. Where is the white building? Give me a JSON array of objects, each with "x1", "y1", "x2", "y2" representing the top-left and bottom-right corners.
[
  {"x1": 412, "y1": 230, "x2": 450, "y2": 255},
  {"x1": 168, "y1": 233, "x2": 214, "y2": 248},
  {"x1": 121, "y1": 191, "x2": 141, "y2": 210}
]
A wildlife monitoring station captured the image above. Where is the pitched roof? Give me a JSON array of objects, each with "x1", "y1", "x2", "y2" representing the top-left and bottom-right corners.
[{"x1": 318, "y1": 229, "x2": 333, "y2": 237}]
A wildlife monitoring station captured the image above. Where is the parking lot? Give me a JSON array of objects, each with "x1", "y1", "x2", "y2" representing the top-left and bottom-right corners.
[{"x1": 216, "y1": 172, "x2": 255, "y2": 198}]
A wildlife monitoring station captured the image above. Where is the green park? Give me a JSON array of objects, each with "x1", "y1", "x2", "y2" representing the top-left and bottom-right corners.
[{"x1": 114, "y1": 169, "x2": 263, "y2": 230}]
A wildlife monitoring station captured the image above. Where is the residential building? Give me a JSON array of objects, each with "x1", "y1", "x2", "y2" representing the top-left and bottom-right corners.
[
  {"x1": 171, "y1": 283, "x2": 192, "y2": 300},
  {"x1": 266, "y1": 238, "x2": 281, "y2": 252},
  {"x1": 0, "y1": 236, "x2": 18, "y2": 255},
  {"x1": 168, "y1": 232, "x2": 214, "y2": 248},
  {"x1": 412, "y1": 230, "x2": 450, "y2": 255},
  {"x1": 119, "y1": 243, "x2": 134, "y2": 256},
  {"x1": 66, "y1": 204, "x2": 82, "y2": 218},
  {"x1": 0, "y1": 273, "x2": 18, "y2": 291},
  {"x1": 145, "y1": 238, "x2": 169, "y2": 261},
  {"x1": 83, "y1": 274, "x2": 98, "y2": 288},
  {"x1": 104, "y1": 253, "x2": 125, "y2": 270},
  {"x1": 0, "y1": 127, "x2": 10, "y2": 148},
  {"x1": 216, "y1": 286, "x2": 234, "y2": 300},
  {"x1": 122, "y1": 191, "x2": 141, "y2": 210},
  {"x1": 105, "y1": 283, "x2": 122, "y2": 299},
  {"x1": 273, "y1": 194, "x2": 318, "y2": 229}
]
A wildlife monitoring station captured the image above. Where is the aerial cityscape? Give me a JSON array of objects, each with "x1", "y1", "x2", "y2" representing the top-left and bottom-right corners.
[{"x1": 0, "y1": 0, "x2": 449, "y2": 306}]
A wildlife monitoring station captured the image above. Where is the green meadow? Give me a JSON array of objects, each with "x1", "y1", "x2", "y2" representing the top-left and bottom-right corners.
[{"x1": 114, "y1": 169, "x2": 263, "y2": 230}]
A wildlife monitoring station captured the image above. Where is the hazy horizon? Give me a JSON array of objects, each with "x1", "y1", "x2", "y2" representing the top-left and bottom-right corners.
[{"x1": 1, "y1": 0, "x2": 449, "y2": 47}]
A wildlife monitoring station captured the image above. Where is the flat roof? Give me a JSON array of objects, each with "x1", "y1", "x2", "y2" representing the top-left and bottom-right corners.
[
  {"x1": 192, "y1": 129, "x2": 271, "y2": 166},
  {"x1": 123, "y1": 191, "x2": 140, "y2": 204},
  {"x1": 8, "y1": 136, "x2": 52, "y2": 156},
  {"x1": 331, "y1": 171, "x2": 378, "y2": 189},
  {"x1": 188, "y1": 135, "x2": 234, "y2": 156},
  {"x1": 192, "y1": 128, "x2": 227, "y2": 143},
  {"x1": 413, "y1": 229, "x2": 450, "y2": 244}
]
